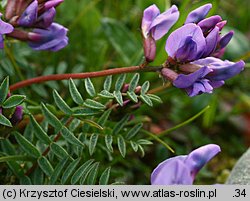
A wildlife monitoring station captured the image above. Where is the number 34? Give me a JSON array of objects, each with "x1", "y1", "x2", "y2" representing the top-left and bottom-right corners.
[{"x1": 234, "y1": 189, "x2": 246, "y2": 197}]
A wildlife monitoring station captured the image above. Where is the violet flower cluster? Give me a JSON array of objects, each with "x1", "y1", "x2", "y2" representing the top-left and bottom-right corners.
[
  {"x1": 142, "y1": 3, "x2": 245, "y2": 97},
  {"x1": 151, "y1": 144, "x2": 221, "y2": 185},
  {"x1": 0, "y1": 0, "x2": 68, "y2": 51}
]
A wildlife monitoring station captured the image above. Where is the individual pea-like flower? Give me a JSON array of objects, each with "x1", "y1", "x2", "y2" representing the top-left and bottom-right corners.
[
  {"x1": 10, "y1": 106, "x2": 23, "y2": 126},
  {"x1": 151, "y1": 144, "x2": 221, "y2": 185},
  {"x1": 141, "y1": 4, "x2": 179, "y2": 62},
  {"x1": 162, "y1": 57, "x2": 245, "y2": 97},
  {"x1": 0, "y1": 13, "x2": 14, "y2": 48},
  {"x1": 28, "y1": 23, "x2": 68, "y2": 51},
  {"x1": 2, "y1": 0, "x2": 67, "y2": 51}
]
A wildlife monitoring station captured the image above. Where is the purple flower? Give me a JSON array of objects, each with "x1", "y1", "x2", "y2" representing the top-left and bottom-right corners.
[
  {"x1": 141, "y1": 4, "x2": 179, "y2": 62},
  {"x1": 172, "y1": 57, "x2": 245, "y2": 97},
  {"x1": 28, "y1": 23, "x2": 68, "y2": 51},
  {"x1": 0, "y1": 13, "x2": 14, "y2": 48},
  {"x1": 142, "y1": 4, "x2": 179, "y2": 40},
  {"x1": 166, "y1": 23, "x2": 206, "y2": 62},
  {"x1": 151, "y1": 144, "x2": 221, "y2": 185}
]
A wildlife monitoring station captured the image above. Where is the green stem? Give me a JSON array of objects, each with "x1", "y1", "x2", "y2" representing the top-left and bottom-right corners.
[
  {"x1": 0, "y1": 155, "x2": 34, "y2": 163},
  {"x1": 158, "y1": 105, "x2": 210, "y2": 137},
  {"x1": 141, "y1": 129, "x2": 175, "y2": 153}
]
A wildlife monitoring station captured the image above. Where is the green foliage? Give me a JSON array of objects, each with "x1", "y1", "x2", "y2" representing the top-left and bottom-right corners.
[{"x1": 0, "y1": 74, "x2": 161, "y2": 184}]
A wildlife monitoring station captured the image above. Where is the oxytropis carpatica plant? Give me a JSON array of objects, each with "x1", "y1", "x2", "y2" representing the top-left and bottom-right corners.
[{"x1": 0, "y1": 2, "x2": 247, "y2": 185}]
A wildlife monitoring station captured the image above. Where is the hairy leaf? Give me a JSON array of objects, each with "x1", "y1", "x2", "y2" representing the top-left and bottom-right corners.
[
  {"x1": 129, "y1": 73, "x2": 140, "y2": 92},
  {"x1": 61, "y1": 158, "x2": 81, "y2": 184},
  {"x1": 38, "y1": 156, "x2": 54, "y2": 177},
  {"x1": 14, "y1": 132, "x2": 41, "y2": 158},
  {"x1": 86, "y1": 162, "x2": 100, "y2": 185},
  {"x1": 0, "y1": 114, "x2": 12, "y2": 127},
  {"x1": 99, "y1": 166, "x2": 111, "y2": 185},
  {"x1": 117, "y1": 135, "x2": 126, "y2": 158},
  {"x1": 30, "y1": 115, "x2": 52, "y2": 144},
  {"x1": 84, "y1": 99, "x2": 106, "y2": 110},
  {"x1": 2, "y1": 95, "x2": 26, "y2": 109},
  {"x1": 69, "y1": 78, "x2": 84, "y2": 105},
  {"x1": 50, "y1": 158, "x2": 69, "y2": 184},
  {"x1": 103, "y1": 75, "x2": 112, "y2": 91},
  {"x1": 141, "y1": 81, "x2": 150, "y2": 94},
  {"x1": 84, "y1": 78, "x2": 96, "y2": 97},
  {"x1": 112, "y1": 114, "x2": 130, "y2": 135},
  {"x1": 89, "y1": 133, "x2": 99, "y2": 156},
  {"x1": 126, "y1": 123, "x2": 143, "y2": 140},
  {"x1": 105, "y1": 135, "x2": 113, "y2": 153},
  {"x1": 71, "y1": 159, "x2": 94, "y2": 184},
  {"x1": 53, "y1": 90, "x2": 73, "y2": 115},
  {"x1": 115, "y1": 74, "x2": 126, "y2": 91},
  {"x1": 0, "y1": 77, "x2": 9, "y2": 104},
  {"x1": 113, "y1": 91, "x2": 123, "y2": 106},
  {"x1": 127, "y1": 91, "x2": 138, "y2": 103},
  {"x1": 61, "y1": 127, "x2": 84, "y2": 147}
]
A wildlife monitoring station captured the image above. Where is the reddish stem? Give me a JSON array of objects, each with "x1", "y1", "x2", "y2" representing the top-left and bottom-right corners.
[{"x1": 10, "y1": 65, "x2": 162, "y2": 92}]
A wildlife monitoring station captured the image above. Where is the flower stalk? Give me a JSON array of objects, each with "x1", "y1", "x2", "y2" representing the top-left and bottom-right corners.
[{"x1": 10, "y1": 65, "x2": 163, "y2": 92}]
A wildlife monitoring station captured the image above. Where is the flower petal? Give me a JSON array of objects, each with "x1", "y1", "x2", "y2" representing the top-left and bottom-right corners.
[
  {"x1": 203, "y1": 27, "x2": 219, "y2": 57},
  {"x1": 0, "y1": 14, "x2": 14, "y2": 34},
  {"x1": 185, "y1": 3, "x2": 212, "y2": 24},
  {"x1": 184, "y1": 144, "x2": 221, "y2": 178},
  {"x1": 173, "y1": 67, "x2": 212, "y2": 88},
  {"x1": 18, "y1": 0, "x2": 38, "y2": 27},
  {"x1": 166, "y1": 23, "x2": 206, "y2": 61},
  {"x1": 197, "y1": 15, "x2": 222, "y2": 33},
  {"x1": 151, "y1": 156, "x2": 193, "y2": 185},
  {"x1": 219, "y1": 31, "x2": 234, "y2": 49},
  {"x1": 150, "y1": 5, "x2": 179, "y2": 40},
  {"x1": 141, "y1": 4, "x2": 160, "y2": 38}
]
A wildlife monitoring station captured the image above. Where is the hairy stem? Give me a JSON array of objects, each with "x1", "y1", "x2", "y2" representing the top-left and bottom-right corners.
[{"x1": 10, "y1": 66, "x2": 162, "y2": 92}]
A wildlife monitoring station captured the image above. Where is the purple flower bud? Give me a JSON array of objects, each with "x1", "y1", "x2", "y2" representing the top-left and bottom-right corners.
[
  {"x1": 161, "y1": 68, "x2": 178, "y2": 82},
  {"x1": 216, "y1": 20, "x2": 227, "y2": 31},
  {"x1": 35, "y1": 7, "x2": 56, "y2": 28},
  {"x1": 10, "y1": 106, "x2": 23, "y2": 126},
  {"x1": 165, "y1": 23, "x2": 206, "y2": 62},
  {"x1": 141, "y1": 4, "x2": 179, "y2": 40},
  {"x1": 219, "y1": 31, "x2": 234, "y2": 49},
  {"x1": 18, "y1": 0, "x2": 38, "y2": 27},
  {"x1": 28, "y1": 23, "x2": 68, "y2": 51},
  {"x1": 185, "y1": 4, "x2": 212, "y2": 24},
  {"x1": 0, "y1": 13, "x2": 14, "y2": 48},
  {"x1": 151, "y1": 144, "x2": 221, "y2": 185},
  {"x1": 44, "y1": 0, "x2": 64, "y2": 10},
  {"x1": 143, "y1": 36, "x2": 156, "y2": 62},
  {"x1": 197, "y1": 15, "x2": 222, "y2": 33}
]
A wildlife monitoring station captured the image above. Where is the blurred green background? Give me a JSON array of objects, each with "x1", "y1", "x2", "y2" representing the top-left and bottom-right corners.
[{"x1": 1, "y1": 0, "x2": 250, "y2": 184}]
